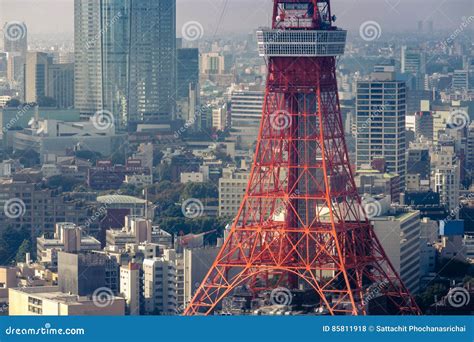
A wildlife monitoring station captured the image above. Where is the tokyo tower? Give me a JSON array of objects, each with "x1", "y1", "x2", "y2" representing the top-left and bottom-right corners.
[{"x1": 185, "y1": 0, "x2": 420, "y2": 315}]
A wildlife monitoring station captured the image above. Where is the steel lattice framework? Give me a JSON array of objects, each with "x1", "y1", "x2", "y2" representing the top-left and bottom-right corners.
[{"x1": 184, "y1": 0, "x2": 420, "y2": 316}]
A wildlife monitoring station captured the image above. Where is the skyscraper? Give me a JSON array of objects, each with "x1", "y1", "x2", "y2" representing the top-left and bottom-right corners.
[
  {"x1": 24, "y1": 52, "x2": 52, "y2": 103},
  {"x1": 356, "y1": 71, "x2": 407, "y2": 191},
  {"x1": 74, "y1": 0, "x2": 176, "y2": 127},
  {"x1": 177, "y1": 48, "x2": 199, "y2": 99},
  {"x1": 432, "y1": 144, "x2": 460, "y2": 215},
  {"x1": 74, "y1": 0, "x2": 103, "y2": 118},
  {"x1": 401, "y1": 46, "x2": 426, "y2": 90},
  {"x1": 118, "y1": 0, "x2": 176, "y2": 124},
  {"x1": 47, "y1": 63, "x2": 75, "y2": 108},
  {"x1": 401, "y1": 46, "x2": 426, "y2": 74}
]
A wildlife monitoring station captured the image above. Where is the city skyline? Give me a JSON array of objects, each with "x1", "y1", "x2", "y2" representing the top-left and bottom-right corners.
[{"x1": 0, "y1": 0, "x2": 472, "y2": 321}]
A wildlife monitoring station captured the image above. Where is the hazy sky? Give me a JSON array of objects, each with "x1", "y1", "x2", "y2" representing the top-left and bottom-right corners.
[{"x1": 0, "y1": 0, "x2": 472, "y2": 38}]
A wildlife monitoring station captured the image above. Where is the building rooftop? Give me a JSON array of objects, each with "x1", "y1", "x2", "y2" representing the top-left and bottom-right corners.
[
  {"x1": 10, "y1": 286, "x2": 123, "y2": 305},
  {"x1": 372, "y1": 209, "x2": 419, "y2": 222},
  {"x1": 97, "y1": 195, "x2": 148, "y2": 205}
]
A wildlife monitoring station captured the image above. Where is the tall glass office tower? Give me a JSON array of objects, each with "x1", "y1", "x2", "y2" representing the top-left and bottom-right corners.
[{"x1": 74, "y1": 0, "x2": 176, "y2": 128}]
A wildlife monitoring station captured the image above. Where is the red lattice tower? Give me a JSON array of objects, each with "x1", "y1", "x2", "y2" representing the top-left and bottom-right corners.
[{"x1": 185, "y1": 0, "x2": 420, "y2": 315}]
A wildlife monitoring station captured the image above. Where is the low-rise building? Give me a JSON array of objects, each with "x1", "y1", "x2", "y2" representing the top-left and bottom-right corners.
[
  {"x1": 37, "y1": 223, "x2": 101, "y2": 267},
  {"x1": 106, "y1": 217, "x2": 171, "y2": 249},
  {"x1": 10, "y1": 118, "x2": 124, "y2": 161},
  {"x1": 0, "y1": 267, "x2": 17, "y2": 314},
  {"x1": 9, "y1": 286, "x2": 125, "y2": 315},
  {"x1": 87, "y1": 160, "x2": 150, "y2": 190}
]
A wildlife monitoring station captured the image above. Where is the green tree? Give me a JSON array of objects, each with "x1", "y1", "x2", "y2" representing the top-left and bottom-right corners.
[
  {"x1": 5, "y1": 99, "x2": 21, "y2": 108},
  {"x1": 156, "y1": 163, "x2": 173, "y2": 182},
  {"x1": 0, "y1": 227, "x2": 30, "y2": 265},
  {"x1": 10, "y1": 149, "x2": 40, "y2": 167},
  {"x1": 15, "y1": 239, "x2": 33, "y2": 263},
  {"x1": 120, "y1": 183, "x2": 141, "y2": 196},
  {"x1": 416, "y1": 282, "x2": 448, "y2": 312},
  {"x1": 214, "y1": 151, "x2": 233, "y2": 164},
  {"x1": 46, "y1": 175, "x2": 82, "y2": 192},
  {"x1": 181, "y1": 182, "x2": 218, "y2": 201}
]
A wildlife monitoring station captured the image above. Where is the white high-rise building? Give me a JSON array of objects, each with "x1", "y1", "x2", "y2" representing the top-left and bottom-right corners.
[
  {"x1": 371, "y1": 209, "x2": 421, "y2": 294},
  {"x1": 434, "y1": 166, "x2": 460, "y2": 215},
  {"x1": 218, "y1": 167, "x2": 250, "y2": 218},
  {"x1": 120, "y1": 262, "x2": 141, "y2": 315},
  {"x1": 230, "y1": 88, "x2": 264, "y2": 149},
  {"x1": 142, "y1": 249, "x2": 177, "y2": 315},
  {"x1": 432, "y1": 145, "x2": 460, "y2": 215},
  {"x1": 356, "y1": 72, "x2": 407, "y2": 190},
  {"x1": 212, "y1": 103, "x2": 227, "y2": 131}
]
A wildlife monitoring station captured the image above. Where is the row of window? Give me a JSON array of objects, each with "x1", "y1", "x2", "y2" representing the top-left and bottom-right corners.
[
  {"x1": 260, "y1": 44, "x2": 345, "y2": 56},
  {"x1": 259, "y1": 30, "x2": 347, "y2": 43}
]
